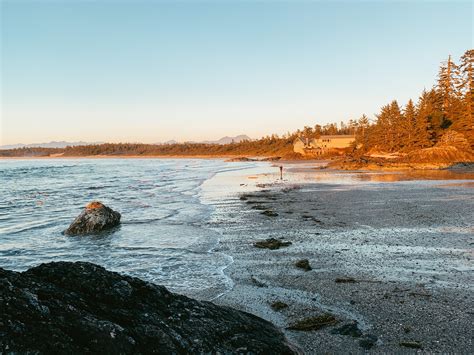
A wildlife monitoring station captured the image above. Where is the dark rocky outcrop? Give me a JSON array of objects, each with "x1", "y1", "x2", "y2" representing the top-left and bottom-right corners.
[
  {"x1": 0, "y1": 261, "x2": 296, "y2": 354},
  {"x1": 65, "y1": 201, "x2": 121, "y2": 235},
  {"x1": 254, "y1": 238, "x2": 292, "y2": 250},
  {"x1": 287, "y1": 314, "x2": 338, "y2": 331},
  {"x1": 295, "y1": 259, "x2": 312, "y2": 271},
  {"x1": 335, "y1": 277, "x2": 357, "y2": 283},
  {"x1": 271, "y1": 301, "x2": 289, "y2": 311},
  {"x1": 261, "y1": 210, "x2": 278, "y2": 217},
  {"x1": 331, "y1": 322, "x2": 363, "y2": 337}
]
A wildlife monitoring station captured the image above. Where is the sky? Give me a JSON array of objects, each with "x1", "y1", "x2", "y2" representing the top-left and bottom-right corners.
[{"x1": 1, "y1": 0, "x2": 472, "y2": 145}]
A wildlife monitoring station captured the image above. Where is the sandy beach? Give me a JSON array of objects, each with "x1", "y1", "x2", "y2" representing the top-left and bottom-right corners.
[{"x1": 201, "y1": 163, "x2": 474, "y2": 353}]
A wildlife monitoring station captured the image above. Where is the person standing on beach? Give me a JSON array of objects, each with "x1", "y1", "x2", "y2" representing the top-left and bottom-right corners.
[{"x1": 279, "y1": 166, "x2": 283, "y2": 180}]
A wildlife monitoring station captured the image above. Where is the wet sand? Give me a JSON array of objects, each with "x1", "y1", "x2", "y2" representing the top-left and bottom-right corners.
[{"x1": 202, "y1": 164, "x2": 474, "y2": 353}]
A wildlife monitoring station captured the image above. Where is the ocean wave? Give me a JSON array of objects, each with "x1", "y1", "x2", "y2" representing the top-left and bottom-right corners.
[{"x1": 0, "y1": 158, "x2": 243, "y2": 300}]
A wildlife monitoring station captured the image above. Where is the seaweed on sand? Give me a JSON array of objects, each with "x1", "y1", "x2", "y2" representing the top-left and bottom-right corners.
[
  {"x1": 254, "y1": 238, "x2": 292, "y2": 250},
  {"x1": 399, "y1": 341, "x2": 423, "y2": 349},
  {"x1": 261, "y1": 210, "x2": 278, "y2": 217},
  {"x1": 335, "y1": 277, "x2": 357, "y2": 283},
  {"x1": 271, "y1": 301, "x2": 289, "y2": 311},
  {"x1": 295, "y1": 259, "x2": 312, "y2": 271}
]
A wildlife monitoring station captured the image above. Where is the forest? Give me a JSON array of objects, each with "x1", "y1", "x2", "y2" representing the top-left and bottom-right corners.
[
  {"x1": 1, "y1": 50, "x2": 472, "y2": 160},
  {"x1": 354, "y1": 49, "x2": 473, "y2": 154}
]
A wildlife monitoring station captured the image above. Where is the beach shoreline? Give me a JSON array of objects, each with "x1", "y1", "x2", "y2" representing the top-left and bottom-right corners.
[
  {"x1": 201, "y1": 163, "x2": 474, "y2": 353},
  {"x1": 0, "y1": 154, "x2": 247, "y2": 160},
  {"x1": 2, "y1": 154, "x2": 472, "y2": 174}
]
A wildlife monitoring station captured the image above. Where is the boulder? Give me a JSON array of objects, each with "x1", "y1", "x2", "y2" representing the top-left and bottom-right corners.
[
  {"x1": 0, "y1": 262, "x2": 297, "y2": 354},
  {"x1": 65, "y1": 201, "x2": 121, "y2": 235},
  {"x1": 295, "y1": 259, "x2": 312, "y2": 271}
]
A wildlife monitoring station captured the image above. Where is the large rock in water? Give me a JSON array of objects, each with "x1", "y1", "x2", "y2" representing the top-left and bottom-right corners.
[
  {"x1": 0, "y1": 262, "x2": 296, "y2": 354},
  {"x1": 65, "y1": 201, "x2": 121, "y2": 235}
]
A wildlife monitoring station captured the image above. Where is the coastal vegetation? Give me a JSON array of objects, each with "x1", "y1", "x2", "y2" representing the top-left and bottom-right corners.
[{"x1": 353, "y1": 50, "x2": 473, "y2": 154}]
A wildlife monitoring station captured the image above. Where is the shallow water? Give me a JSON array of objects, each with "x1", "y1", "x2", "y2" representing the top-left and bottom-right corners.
[
  {"x1": 2, "y1": 159, "x2": 472, "y2": 299},
  {"x1": 0, "y1": 158, "x2": 257, "y2": 299}
]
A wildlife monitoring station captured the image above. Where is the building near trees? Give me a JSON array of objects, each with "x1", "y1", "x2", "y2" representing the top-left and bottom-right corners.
[{"x1": 294, "y1": 135, "x2": 355, "y2": 155}]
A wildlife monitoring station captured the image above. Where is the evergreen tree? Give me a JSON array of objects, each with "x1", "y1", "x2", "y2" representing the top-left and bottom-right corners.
[
  {"x1": 413, "y1": 90, "x2": 435, "y2": 148},
  {"x1": 388, "y1": 100, "x2": 403, "y2": 151},
  {"x1": 355, "y1": 114, "x2": 370, "y2": 150},
  {"x1": 436, "y1": 55, "x2": 459, "y2": 122},
  {"x1": 457, "y1": 49, "x2": 474, "y2": 147},
  {"x1": 402, "y1": 99, "x2": 417, "y2": 150},
  {"x1": 313, "y1": 124, "x2": 322, "y2": 137},
  {"x1": 374, "y1": 104, "x2": 392, "y2": 151}
]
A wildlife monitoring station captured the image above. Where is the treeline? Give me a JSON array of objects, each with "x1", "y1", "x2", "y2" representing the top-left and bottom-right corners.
[
  {"x1": 62, "y1": 135, "x2": 297, "y2": 157},
  {"x1": 0, "y1": 147, "x2": 63, "y2": 157},
  {"x1": 0, "y1": 138, "x2": 295, "y2": 157},
  {"x1": 0, "y1": 124, "x2": 353, "y2": 158},
  {"x1": 286, "y1": 121, "x2": 358, "y2": 138},
  {"x1": 354, "y1": 50, "x2": 473, "y2": 153}
]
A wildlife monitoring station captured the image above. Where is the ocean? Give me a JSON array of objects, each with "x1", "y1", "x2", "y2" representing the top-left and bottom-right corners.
[{"x1": 0, "y1": 158, "x2": 257, "y2": 300}]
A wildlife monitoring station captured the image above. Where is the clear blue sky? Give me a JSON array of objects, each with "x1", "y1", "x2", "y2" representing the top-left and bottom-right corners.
[{"x1": 1, "y1": 0, "x2": 472, "y2": 145}]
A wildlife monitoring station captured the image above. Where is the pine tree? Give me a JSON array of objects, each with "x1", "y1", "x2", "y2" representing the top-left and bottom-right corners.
[
  {"x1": 313, "y1": 124, "x2": 322, "y2": 138},
  {"x1": 374, "y1": 104, "x2": 392, "y2": 151},
  {"x1": 457, "y1": 49, "x2": 474, "y2": 147},
  {"x1": 302, "y1": 126, "x2": 314, "y2": 138},
  {"x1": 402, "y1": 99, "x2": 417, "y2": 150},
  {"x1": 373, "y1": 100, "x2": 404, "y2": 152},
  {"x1": 388, "y1": 100, "x2": 403, "y2": 151},
  {"x1": 413, "y1": 90, "x2": 435, "y2": 148},
  {"x1": 355, "y1": 114, "x2": 370, "y2": 150},
  {"x1": 437, "y1": 55, "x2": 459, "y2": 122}
]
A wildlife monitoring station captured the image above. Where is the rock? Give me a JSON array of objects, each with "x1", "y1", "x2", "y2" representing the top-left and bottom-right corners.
[
  {"x1": 331, "y1": 321, "x2": 363, "y2": 337},
  {"x1": 260, "y1": 156, "x2": 281, "y2": 161},
  {"x1": 287, "y1": 314, "x2": 338, "y2": 331},
  {"x1": 399, "y1": 341, "x2": 423, "y2": 349},
  {"x1": 254, "y1": 238, "x2": 292, "y2": 250},
  {"x1": 261, "y1": 210, "x2": 279, "y2": 217},
  {"x1": 447, "y1": 162, "x2": 474, "y2": 170},
  {"x1": 271, "y1": 301, "x2": 289, "y2": 311},
  {"x1": 252, "y1": 205, "x2": 268, "y2": 210},
  {"x1": 359, "y1": 334, "x2": 378, "y2": 349},
  {"x1": 0, "y1": 262, "x2": 296, "y2": 354},
  {"x1": 295, "y1": 259, "x2": 312, "y2": 271},
  {"x1": 335, "y1": 277, "x2": 357, "y2": 283},
  {"x1": 226, "y1": 157, "x2": 257, "y2": 162},
  {"x1": 65, "y1": 201, "x2": 121, "y2": 235}
]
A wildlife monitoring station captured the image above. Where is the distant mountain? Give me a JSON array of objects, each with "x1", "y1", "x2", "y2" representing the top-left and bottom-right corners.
[
  {"x1": 0, "y1": 141, "x2": 104, "y2": 150},
  {"x1": 162, "y1": 140, "x2": 178, "y2": 145},
  {"x1": 203, "y1": 135, "x2": 251, "y2": 145},
  {"x1": 1, "y1": 136, "x2": 252, "y2": 150},
  {"x1": 157, "y1": 135, "x2": 251, "y2": 145}
]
